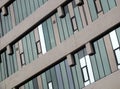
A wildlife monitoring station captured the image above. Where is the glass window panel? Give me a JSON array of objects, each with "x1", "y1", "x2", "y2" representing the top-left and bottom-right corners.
[
  {"x1": 55, "y1": 64, "x2": 64, "y2": 89},
  {"x1": 108, "y1": 0, "x2": 116, "y2": 9},
  {"x1": 82, "y1": 67, "x2": 89, "y2": 81},
  {"x1": 20, "y1": 53, "x2": 25, "y2": 65},
  {"x1": 110, "y1": 30, "x2": 119, "y2": 49},
  {"x1": 74, "y1": 53, "x2": 84, "y2": 88},
  {"x1": 50, "y1": 67, "x2": 59, "y2": 89},
  {"x1": 100, "y1": 0, "x2": 109, "y2": 13},
  {"x1": 48, "y1": 82, "x2": 53, "y2": 89},
  {"x1": 84, "y1": 81, "x2": 90, "y2": 86},
  {"x1": 38, "y1": 24, "x2": 46, "y2": 54},
  {"x1": 85, "y1": 55, "x2": 95, "y2": 83},
  {"x1": 116, "y1": 27, "x2": 120, "y2": 44},
  {"x1": 118, "y1": 65, "x2": 120, "y2": 69},
  {"x1": 87, "y1": 0, "x2": 98, "y2": 21},
  {"x1": 90, "y1": 55, "x2": 100, "y2": 81},
  {"x1": 80, "y1": 57, "x2": 86, "y2": 67},
  {"x1": 115, "y1": 49, "x2": 120, "y2": 64}
]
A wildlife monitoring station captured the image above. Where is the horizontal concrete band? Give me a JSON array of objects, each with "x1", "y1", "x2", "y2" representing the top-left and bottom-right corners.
[
  {"x1": 83, "y1": 70, "x2": 120, "y2": 89},
  {"x1": 0, "y1": 0, "x2": 69, "y2": 53},
  {"x1": 0, "y1": 0, "x2": 120, "y2": 88}
]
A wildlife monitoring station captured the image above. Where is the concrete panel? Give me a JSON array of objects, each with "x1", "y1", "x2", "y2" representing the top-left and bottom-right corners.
[{"x1": 83, "y1": 70, "x2": 120, "y2": 89}]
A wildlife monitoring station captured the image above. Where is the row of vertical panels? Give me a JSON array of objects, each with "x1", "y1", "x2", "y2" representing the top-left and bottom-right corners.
[
  {"x1": 20, "y1": 36, "x2": 112, "y2": 89},
  {"x1": 0, "y1": 0, "x2": 116, "y2": 37}
]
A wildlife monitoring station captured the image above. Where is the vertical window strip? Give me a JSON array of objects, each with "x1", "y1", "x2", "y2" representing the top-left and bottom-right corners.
[
  {"x1": 46, "y1": 70, "x2": 52, "y2": 83},
  {"x1": 108, "y1": 0, "x2": 116, "y2": 9},
  {"x1": 43, "y1": 21, "x2": 51, "y2": 51},
  {"x1": 65, "y1": 60, "x2": 75, "y2": 89},
  {"x1": 16, "y1": 0, "x2": 23, "y2": 23},
  {"x1": 6, "y1": 52, "x2": 12, "y2": 76},
  {"x1": 56, "y1": 13, "x2": 65, "y2": 42},
  {"x1": 21, "y1": 0, "x2": 27, "y2": 19},
  {"x1": 85, "y1": 55, "x2": 95, "y2": 83},
  {"x1": 61, "y1": 14, "x2": 69, "y2": 40},
  {"x1": 71, "y1": 66, "x2": 80, "y2": 89},
  {"x1": 79, "y1": 55, "x2": 95, "y2": 86},
  {"x1": 0, "y1": 53, "x2": 8, "y2": 81},
  {"x1": 22, "y1": 37, "x2": 30, "y2": 64},
  {"x1": 50, "y1": 67, "x2": 59, "y2": 89},
  {"x1": 65, "y1": 5, "x2": 74, "y2": 36},
  {"x1": 55, "y1": 64, "x2": 64, "y2": 89},
  {"x1": 26, "y1": 34, "x2": 34, "y2": 63},
  {"x1": 41, "y1": 73, "x2": 48, "y2": 89},
  {"x1": 12, "y1": 45, "x2": 18, "y2": 72},
  {"x1": 73, "y1": 2, "x2": 83, "y2": 30},
  {"x1": 29, "y1": 0, "x2": 35, "y2": 13},
  {"x1": 87, "y1": 0, "x2": 98, "y2": 21},
  {"x1": 60, "y1": 61, "x2": 70, "y2": 89},
  {"x1": 29, "y1": 31, "x2": 38, "y2": 59},
  {"x1": 38, "y1": 24, "x2": 47, "y2": 54},
  {"x1": 8, "y1": 7, "x2": 13, "y2": 31},
  {"x1": 47, "y1": 18, "x2": 56, "y2": 48},
  {"x1": 98, "y1": 38, "x2": 111, "y2": 75},
  {"x1": 116, "y1": 27, "x2": 120, "y2": 44},
  {"x1": 74, "y1": 53, "x2": 84, "y2": 89},
  {"x1": 94, "y1": 42, "x2": 105, "y2": 78},
  {"x1": 1, "y1": 12, "x2": 7, "y2": 35},
  {"x1": 110, "y1": 30, "x2": 120, "y2": 69},
  {"x1": 100, "y1": 0, "x2": 109, "y2": 13},
  {"x1": 90, "y1": 55, "x2": 100, "y2": 81},
  {"x1": 0, "y1": 15, "x2": 3, "y2": 37},
  {"x1": 4, "y1": 8, "x2": 8, "y2": 33},
  {"x1": 13, "y1": 1, "x2": 20, "y2": 25}
]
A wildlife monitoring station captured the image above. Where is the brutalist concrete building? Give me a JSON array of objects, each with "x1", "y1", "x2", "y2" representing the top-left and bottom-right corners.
[{"x1": 0, "y1": 0, "x2": 120, "y2": 89}]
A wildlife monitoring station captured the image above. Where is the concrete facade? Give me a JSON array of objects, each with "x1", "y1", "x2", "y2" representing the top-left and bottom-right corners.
[{"x1": 0, "y1": 0, "x2": 120, "y2": 89}]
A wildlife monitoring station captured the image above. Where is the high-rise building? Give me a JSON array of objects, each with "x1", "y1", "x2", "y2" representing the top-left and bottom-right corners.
[{"x1": 0, "y1": 0, "x2": 120, "y2": 89}]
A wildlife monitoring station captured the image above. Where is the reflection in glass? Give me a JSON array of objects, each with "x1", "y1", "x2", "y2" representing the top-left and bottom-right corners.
[
  {"x1": 86, "y1": 55, "x2": 95, "y2": 83},
  {"x1": 115, "y1": 49, "x2": 120, "y2": 64},
  {"x1": 110, "y1": 30, "x2": 119, "y2": 49},
  {"x1": 83, "y1": 67, "x2": 89, "y2": 81},
  {"x1": 84, "y1": 81, "x2": 90, "y2": 86},
  {"x1": 80, "y1": 57, "x2": 86, "y2": 67},
  {"x1": 38, "y1": 24, "x2": 46, "y2": 54},
  {"x1": 48, "y1": 82, "x2": 53, "y2": 89}
]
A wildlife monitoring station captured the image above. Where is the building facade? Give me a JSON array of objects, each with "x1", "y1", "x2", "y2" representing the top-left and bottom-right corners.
[{"x1": 0, "y1": 0, "x2": 120, "y2": 89}]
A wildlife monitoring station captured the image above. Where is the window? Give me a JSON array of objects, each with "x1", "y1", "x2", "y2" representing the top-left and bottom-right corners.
[
  {"x1": 20, "y1": 52, "x2": 25, "y2": 66},
  {"x1": 48, "y1": 82, "x2": 53, "y2": 89},
  {"x1": 110, "y1": 30, "x2": 120, "y2": 69},
  {"x1": 80, "y1": 55, "x2": 95, "y2": 86},
  {"x1": 38, "y1": 24, "x2": 47, "y2": 54}
]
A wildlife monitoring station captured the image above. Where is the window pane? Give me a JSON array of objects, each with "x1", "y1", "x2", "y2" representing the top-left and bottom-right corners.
[
  {"x1": 80, "y1": 57, "x2": 86, "y2": 67},
  {"x1": 38, "y1": 24, "x2": 46, "y2": 54},
  {"x1": 115, "y1": 49, "x2": 120, "y2": 64},
  {"x1": 110, "y1": 30, "x2": 119, "y2": 49},
  {"x1": 84, "y1": 81, "x2": 90, "y2": 86},
  {"x1": 85, "y1": 55, "x2": 94, "y2": 83},
  {"x1": 48, "y1": 82, "x2": 53, "y2": 89},
  {"x1": 82, "y1": 67, "x2": 89, "y2": 81}
]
